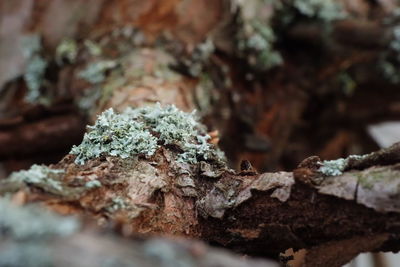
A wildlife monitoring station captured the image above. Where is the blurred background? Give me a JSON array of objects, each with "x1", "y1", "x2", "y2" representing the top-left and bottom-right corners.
[{"x1": 1, "y1": 0, "x2": 400, "y2": 266}]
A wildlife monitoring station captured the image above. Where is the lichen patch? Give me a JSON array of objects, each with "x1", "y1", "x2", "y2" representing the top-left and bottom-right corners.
[{"x1": 70, "y1": 104, "x2": 225, "y2": 165}]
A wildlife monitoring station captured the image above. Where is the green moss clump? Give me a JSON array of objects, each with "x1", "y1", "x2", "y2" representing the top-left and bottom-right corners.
[{"x1": 70, "y1": 104, "x2": 225, "y2": 165}]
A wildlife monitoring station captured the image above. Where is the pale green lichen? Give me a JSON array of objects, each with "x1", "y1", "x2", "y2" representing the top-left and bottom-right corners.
[
  {"x1": 319, "y1": 154, "x2": 368, "y2": 176},
  {"x1": 70, "y1": 104, "x2": 224, "y2": 165},
  {"x1": 143, "y1": 239, "x2": 194, "y2": 267},
  {"x1": 0, "y1": 198, "x2": 79, "y2": 267},
  {"x1": 237, "y1": 19, "x2": 283, "y2": 71},
  {"x1": 85, "y1": 180, "x2": 102, "y2": 189},
  {"x1": 292, "y1": 0, "x2": 346, "y2": 21},
  {"x1": 356, "y1": 169, "x2": 386, "y2": 190},
  {"x1": 70, "y1": 108, "x2": 158, "y2": 165},
  {"x1": 380, "y1": 26, "x2": 400, "y2": 83},
  {"x1": 3, "y1": 165, "x2": 90, "y2": 199},
  {"x1": 319, "y1": 158, "x2": 348, "y2": 176},
  {"x1": 0, "y1": 243, "x2": 52, "y2": 267},
  {"x1": 0, "y1": 198, "x2": 79, "y2": 240},
  {"x1": 84, "y1": 40, "x2": 102, "y2": 56},
  {"x1": 21, "y1": 35, "x2": 41, "y2": 59},
  {"x1": 234, "y1": 0, "x2": 282, "y2": 71},
  {"x1": 337, "y1": 72, "x2": 357, "y2": 95},
  {"x1": 194, "y1": 73, "x2": 216, "y2": 114},
  {"x1": 78, "y1": 60, "x2": 118, "y2": 84},
  {"x1": 56, "y1": 38, "x2": 78, "y2": 64},
  {"x1": 9, "y1": 164, "x2": 65, "y2": 192},
  {"x1": 76, "y1": 86, "x2": 102, "y2": 112},
  {"x1": 380, "y1": 60, "x2": 400, "y2": 83},
  {"x1": 106, "y1": 197, "x2": 127, "y2": 213},
  {"x1": 21, "y1": 35, "x2": 48, "y2": 104},
  {"x1": 24, "y1": 56, "x2": 47, "y2": 100},
  {"x1": 186, "y1": 38, "x2": 215, "y2": 77}
]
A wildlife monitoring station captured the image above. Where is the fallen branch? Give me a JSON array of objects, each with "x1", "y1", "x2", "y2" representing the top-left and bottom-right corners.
[{"x1": 2, "y1": 106, "x2": 400, "y2": 267}]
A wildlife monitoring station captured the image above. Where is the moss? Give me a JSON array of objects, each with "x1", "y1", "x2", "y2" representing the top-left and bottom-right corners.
[
  {"x1": 70, "y1": 104, "x2": 225, "y2": 165},
  {"x1": 78, "y1": 60, "x2": 118, "y2": 84},
  {"x1": 56, "y1": 38, "x2": 78, "y2": 64}
]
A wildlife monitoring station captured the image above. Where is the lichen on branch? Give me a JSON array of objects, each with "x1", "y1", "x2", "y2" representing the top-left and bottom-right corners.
[{"x1": 70, "y1": 104, "x2": 225, "y2": 165}]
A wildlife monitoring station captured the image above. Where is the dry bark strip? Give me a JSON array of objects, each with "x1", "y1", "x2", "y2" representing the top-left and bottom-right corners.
[{"x1": 3, "y1": 143, "x2": 400, "y2": 266}]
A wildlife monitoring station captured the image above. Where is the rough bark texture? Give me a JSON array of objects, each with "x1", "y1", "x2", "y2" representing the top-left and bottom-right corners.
[{"x1": 3, "y1": 142, "x2": 400, "y2": 267}]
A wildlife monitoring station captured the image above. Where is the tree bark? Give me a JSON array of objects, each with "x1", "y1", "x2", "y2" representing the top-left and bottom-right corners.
[{"x1": 2, "y1": 1, "x2": 400, "y2": 266}]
